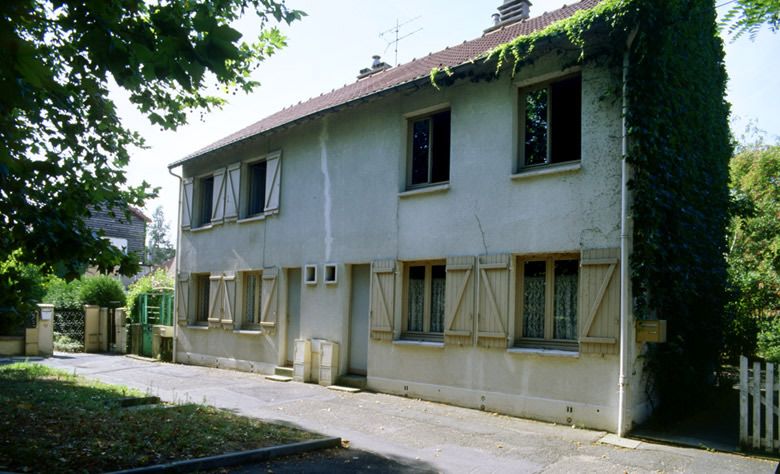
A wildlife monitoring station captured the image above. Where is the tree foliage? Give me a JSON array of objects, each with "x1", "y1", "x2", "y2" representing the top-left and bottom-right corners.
[
  {"x1": 0, "y1": 1, "x2": 303, "y2": 316},
  {"x1": 126, "y1": 269, "x2": 174, "y2": 319},
  {"x1": 723, "y1": 0, "x2": 780, "y2": 39},
  {"x1": 147, "y1": 206, "x2": 175, "y2": 266}
]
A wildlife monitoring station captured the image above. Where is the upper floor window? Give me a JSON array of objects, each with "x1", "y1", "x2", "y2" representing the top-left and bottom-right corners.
[
  {"x1": 196, "y1": 175, "x2": 214, "y2": 228},
  {"x1": 520, "y1": 74, "x2": 581, "y2": 168},
  {"x1": 408, "y1": 110, "x2": 451, "y2": 188},
  {"x1": 247, "y1": 161, "x2": 267, "y2": 217}
]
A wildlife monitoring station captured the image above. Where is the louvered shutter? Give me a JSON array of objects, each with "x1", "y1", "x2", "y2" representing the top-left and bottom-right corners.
[
  {"x1": 224, "y1": 164, "x2": 240, "y2": 220},
  {"x1": 370, "y1": 260, "x2": 395, "y2": 341},
  {"x1": 211, "y1": 169, "x2": 226, "y2": 223},
  {"x1": 208, "y1": 274, "x2": 222, "y2": 324},
  {"x1": 222, "y1": 272, "x2": 236, "y2": 328},
  {"x1": 182, "y1": 178, "x2": 193, "y2": 229},
  {"x1": 444, "y1": 256, "x2": 475, "y2": 346},
  {"x1": 477, "y1": 254, "x2": 511, "y2": 348},
  {"x1": 579, "y1": 248, "x2": 620, "y2": 354},
  {"x1": 260, "y1": 267, "x2": 278, "y2": 333},
  {"x1": 176, "y1": 272, "x2": 189, "y2": 323},
  {"x1": 264, "y1": 152, "x2": 281, "y2": 213}
]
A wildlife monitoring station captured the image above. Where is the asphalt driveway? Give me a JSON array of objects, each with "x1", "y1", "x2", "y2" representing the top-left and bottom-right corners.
[{"x1": 40, "y1": 353, "x2": 776, "y2": 473}]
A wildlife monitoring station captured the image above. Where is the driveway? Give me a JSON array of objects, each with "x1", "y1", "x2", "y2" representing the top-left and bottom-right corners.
[{"x1": 40, "y1": 353, "x2": 776, "y2": 473}]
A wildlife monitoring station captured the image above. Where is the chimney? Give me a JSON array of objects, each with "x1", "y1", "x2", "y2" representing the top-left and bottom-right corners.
[
  {"x1": 357, "y1": 55, "x2": 392, "y2": 80},
  {"x1": 486, "y1": 0, "x2": 531, "y2": 32}
]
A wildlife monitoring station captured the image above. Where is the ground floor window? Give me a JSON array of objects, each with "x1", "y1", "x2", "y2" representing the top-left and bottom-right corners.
[
  {"x1": 403, "y1": 261, "x2": 446, "y2": 341},
  {"x1": 242, "y1": 271, "x2": 262, "y2": 328},
  {"x1": 516, "y1": 256, "x2": 579, "y2": 349},
  {"x1": 194, "y1": 273, "x2": 210, "y2": 324}
]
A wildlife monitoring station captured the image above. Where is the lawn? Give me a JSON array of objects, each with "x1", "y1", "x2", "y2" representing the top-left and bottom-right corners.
[{"x1": 0, "y1": 362, "x2": 317, "y2": 473}]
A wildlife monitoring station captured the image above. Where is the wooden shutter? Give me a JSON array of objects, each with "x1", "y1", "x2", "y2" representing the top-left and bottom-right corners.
[
  {"x1": 224, "y1": 164, "x2": 241, "y2": 220},
  {"x1": 211, "y1": 168, "x2": 226, "y2": 222},
  {"x1": 176, "y1": 272, "x2": 189, "y2": 323},
  {"x1": 444, "y1": 256, "x2": 475, "y2": 346},
  {"x1": 370, "y1": 260, "x2": 395, "y2": 341},
  {"x1": 182, "y1": 178, "x2": 193, "y2": 229},
  {"x1": 222, "y1": 272, "x2": 235, "y2": 327},
  {"x1": 264, "y1": 152, "x2": 281, "y2": 213},
  {"x1": 579, "y1": 248, "x2": 620, "y2": 355},
  {"x1": 477, "y1": 254, "x2": 511, "y2": 348},
  {"x1": 208, "y1": 274, "x2": 222, "y2": 324},
  {"x1": 260, "y1": 267, "x2": 278, "y2": 333}
]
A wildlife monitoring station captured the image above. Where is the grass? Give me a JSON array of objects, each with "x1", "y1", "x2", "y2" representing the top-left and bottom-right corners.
[{"x1": 0, "y1": 363, "x2": 317, "y2": 473}]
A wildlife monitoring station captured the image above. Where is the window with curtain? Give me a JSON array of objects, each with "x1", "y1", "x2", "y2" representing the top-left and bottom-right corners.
[
  {"x1": 404, "y1": 261, "x2": 446, "y2": 341},
  {"x1": 242, "y1": 271, "x2": 261, "y2": 328}
]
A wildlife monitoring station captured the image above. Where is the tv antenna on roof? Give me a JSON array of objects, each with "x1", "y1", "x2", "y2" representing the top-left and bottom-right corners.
[{"x1": 380, "y1": 16, "x2": 423, "y2": 66}]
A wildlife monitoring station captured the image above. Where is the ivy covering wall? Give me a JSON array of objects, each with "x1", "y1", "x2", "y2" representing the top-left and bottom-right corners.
[{"x1": 453, "y1": 0, "x2": 733, "y2": 416}]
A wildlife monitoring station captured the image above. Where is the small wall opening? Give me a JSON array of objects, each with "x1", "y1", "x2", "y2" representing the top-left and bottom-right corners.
[
  {"x1": 305, "y1": 265, "x2": 317, "y2": 285},
  {"x1": 324, "y1": 264, "x2": 338, "y2": 285}
]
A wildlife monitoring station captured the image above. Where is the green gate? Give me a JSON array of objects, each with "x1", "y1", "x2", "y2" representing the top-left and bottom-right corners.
[{"x1": 133, "y1": 289, "x2": 173, "y2": 358}]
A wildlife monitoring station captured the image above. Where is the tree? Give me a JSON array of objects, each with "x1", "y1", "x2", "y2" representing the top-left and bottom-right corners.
[
  {"x1": 724, "y1": 0, "x2": 780, "y2": 39},
  {"x1": 147, "y1": 206, "x2": 175, "y2": 266},
  {"x1": 0, "y1": 1, "x2": 303, "y2": 318}
]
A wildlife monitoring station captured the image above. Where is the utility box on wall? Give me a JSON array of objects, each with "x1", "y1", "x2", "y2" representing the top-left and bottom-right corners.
[
  {"x1": 319, "y1": 341, "x2": 339, "y2": 386},
  {"x1": 293, "y1": 339, "x2": 311, "y2": 382},
  {"x1": 636, "y1": 320, "x2": 667, "y2": 343}
]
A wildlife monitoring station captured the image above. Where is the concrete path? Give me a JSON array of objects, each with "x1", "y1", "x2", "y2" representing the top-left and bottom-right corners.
[{"x1": 40, "y1": 353, "x2": 776, "y2": 473}]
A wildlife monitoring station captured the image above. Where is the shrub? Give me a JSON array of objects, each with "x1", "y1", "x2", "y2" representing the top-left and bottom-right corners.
[
  {"x1": 43, "y1": 277, "x2": 84, "y2": 309},
  {"x1": 758, "y1": 316, "x2": 780, "y2": 363},
  {"x1": 0, "y1": 251, "x2": 45, "y2": 335},
  {"x1": 79, "y1": 275, "x2": 125, "y2": 308}
]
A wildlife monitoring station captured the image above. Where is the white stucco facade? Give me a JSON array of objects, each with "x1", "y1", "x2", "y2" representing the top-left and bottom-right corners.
[{"x1": 172, "y1": 55, "x2": 650, "y2": 432}]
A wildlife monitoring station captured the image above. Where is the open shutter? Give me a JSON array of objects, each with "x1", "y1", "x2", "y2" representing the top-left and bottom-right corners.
[
  {"x1": 224, "y1": 164, "x2": 240, "y2": 220},
  {"x1": 264, "y1": 152, "x2": 281, "y2": 213},
  {"x1": 182, "y1": 178, "x2": 193, "y2": 229},
  {"x1": 260, "y1": 267, "x2": 278, "y2": 333},
  {"x1": 477, "y1": 254, "x2": 511, "y2": 348},
  {"x1": 222, "y1": 272, "x2": 235, "y2": 328},
  {"x1": 208, "y1": 274, "x2": 222, "y2": 324},
  {"x1": 579, "y1": 248, "x2": 620, "y2": 354},
  {"x1": 176, "y1": 272, "x2": 189, "y2": 323},
  {"x1": 211, "y1": 169, "x2": 226, "y2": 223},
  {"x1": 444, "y1": 256, "x2": 475, "y2": 346},
  {"x1": 370, "y1": 260, "x2": 395, "y2": 341}
]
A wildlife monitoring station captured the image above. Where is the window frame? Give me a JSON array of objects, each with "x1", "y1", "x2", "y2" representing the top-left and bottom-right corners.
[
  {"x1": 514, "y1": 254, "x2": 580, "y2": 351},
  {"x1": 240, "y1": 270, "x2": 262, "y2": 329},
  {"x1": 193, "y1": 273, "x2": 211, "y2": 325},
  {"x1": 405, "y1": 107, "x2": 451, "y2": 190},
  {"x1": 242, "y1": 159, "x2": 267, "y2": 219},
  {"x1": 193, "y1": 173, "x2": 215, "y2": 228},
  {"x1": 517, "y1": 71, "x2": 582, "y2": 171},
  {"x1": 401, "y1": 260, "x2": 447, "y2": 342}
]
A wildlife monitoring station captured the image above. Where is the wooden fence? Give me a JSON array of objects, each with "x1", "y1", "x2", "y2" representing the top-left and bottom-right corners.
[{"x1": 740, "y1": 355, "x2": 779, "y2": 451}]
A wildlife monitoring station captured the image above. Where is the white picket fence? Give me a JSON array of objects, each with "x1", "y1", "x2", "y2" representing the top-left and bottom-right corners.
[{"x1": 740, "y1": 355, "x2": 779, "y2": 451}]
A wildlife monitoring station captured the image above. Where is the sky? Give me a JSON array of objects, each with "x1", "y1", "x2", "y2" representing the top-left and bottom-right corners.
[{"x1": 114, "y1": 0, "x2": 780, "y2": 236}]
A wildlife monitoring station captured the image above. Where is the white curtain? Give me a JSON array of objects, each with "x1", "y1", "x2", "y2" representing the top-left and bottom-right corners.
[
  {"x1": 408, "y1": 278, "x2": 424, "y2": 332},
  {"x1": 430, "y1": 275, "x2": 446, "y2": 333},
  {"x1": 523, "y1": 275, "x2": 545, "y2": 338},
  {"x1": 244, "y1": 274, "x2": 256, "y2": 324},
  {"x1": 554, "y1": 272, "x2": 578, "y2": 340}
]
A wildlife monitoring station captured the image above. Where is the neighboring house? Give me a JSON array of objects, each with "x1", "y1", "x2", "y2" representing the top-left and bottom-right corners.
[
  {"x1": 84, "y1": 205, "x2": 151, "y2": 285},
  {"x1": 169, "y1": 0, "x2": 649, "y2": 433}
]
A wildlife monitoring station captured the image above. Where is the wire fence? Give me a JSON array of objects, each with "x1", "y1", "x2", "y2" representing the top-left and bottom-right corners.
[{"x1": 53, "y1": 308, "x2": 85, "y2": 352}]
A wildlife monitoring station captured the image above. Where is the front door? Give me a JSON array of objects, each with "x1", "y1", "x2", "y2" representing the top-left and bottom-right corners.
[
  {"x1": 286, "y1": 268, "x2": 301, "y2": 366},
  {"x1": 349, "y1": 264, "x2": 370, "y2": 375}
]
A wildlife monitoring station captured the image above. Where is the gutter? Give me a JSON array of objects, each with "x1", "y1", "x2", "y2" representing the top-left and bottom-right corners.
[
  {"x1": 167, "y1": 166, "x2": 183, "y2": 364},
  {"x1": 618, "y1": 26, "x2": 639, "y2": 437}
]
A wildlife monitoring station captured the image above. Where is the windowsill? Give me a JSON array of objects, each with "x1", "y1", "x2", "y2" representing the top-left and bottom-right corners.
[
  {"x1": 511, "y1": 161, "x2": 581, "y2": 181},
  {"x1": 191, "y1": 224, "x2": 214, "y2": 233},
  {"x1": 399, "y1": 183, "x2": 449, "y2": 198},
  {"x1": 237, "y1": 214, "x2": 266, "y2": 224},
  {"x1": 507, "y1": 347, "x2": 579, "y2": 358},
  {"x1": 233, "y1": 329, "x2": 263, "y2": 335},
  {"x1": 187, "y1": 324, "x2": 209, "y2": 330},
  {"x1": 393, "y1": 339, "x2": 445, "y2": 349}
]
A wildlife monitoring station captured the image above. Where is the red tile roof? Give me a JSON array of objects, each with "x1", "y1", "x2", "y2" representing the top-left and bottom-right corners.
[{"x1": 172, "y1": 0, "x2": 600, "y2": 167}]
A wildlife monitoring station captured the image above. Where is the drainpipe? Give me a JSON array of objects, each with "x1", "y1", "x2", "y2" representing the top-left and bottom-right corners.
[
  {"x1": 618, "y1": 26, "x2": 638, "y2": 437},
  {"x1": 168, "y1": 166, "x2": 183, "y2": 364}
]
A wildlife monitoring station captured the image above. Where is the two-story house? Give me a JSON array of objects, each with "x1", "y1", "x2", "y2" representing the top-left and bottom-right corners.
[{"x1": 169, "y1": 0, "x2": 651, "y2": 433}]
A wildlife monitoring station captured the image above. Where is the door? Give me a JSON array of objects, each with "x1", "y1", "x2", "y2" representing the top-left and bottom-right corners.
[
  {"x1": 286, "y1": 268, "x2": 301, "y2": 366},
  {"x1": 349, "y1": 264, "x2": 370, "y2": 375}
]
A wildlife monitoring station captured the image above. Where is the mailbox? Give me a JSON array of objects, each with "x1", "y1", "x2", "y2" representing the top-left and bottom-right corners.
[
  {"x1": 636, "y1": 320, "x2": 667, "y2": 343},
  {"x1": 40, "y1": 307, "x2": 53, "y2": 321}
]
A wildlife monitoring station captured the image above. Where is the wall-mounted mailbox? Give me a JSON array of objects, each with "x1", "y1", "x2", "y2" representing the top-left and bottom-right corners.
[
  {"x1": 40, "y1": 308, "x2": 53, "y2": 321},
  {"x1": 636, "y1": 320, "x2": 667, "y2": 343}
]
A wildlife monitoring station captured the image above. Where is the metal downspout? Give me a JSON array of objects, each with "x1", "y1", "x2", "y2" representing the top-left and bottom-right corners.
[
  {"x1": 168, "y1": 166, "x2": 183, "y2": 364},
  {"x1": 618, "y1": 26, "x2": 638, "y2": 437}
]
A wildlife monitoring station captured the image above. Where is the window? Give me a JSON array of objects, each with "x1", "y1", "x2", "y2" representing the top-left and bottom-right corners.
[
  {"x1": 242, "y1": 271, "x2": 261, "y2": 328},
  {"x1": 516, "y1": 256, "x2": 579, "y2": 349},
  {"x1": 520, "y1": 74, "x2": 581, "y2": 168},
  {"x1": 408, "y1": 110, "x2": 451, "y2": 188},
  {"x1": 194, "y1": 274, "x2": 210, "y2": 324},
  {"x1": 403, "y1": 262, "x2": 446, "y2": 340},
  {"x1": 247, "y1": 161, "x2": 266, "y2": 217},
  {"x1": 196, "y1": 175, "x2": 214, "y2": 227}
]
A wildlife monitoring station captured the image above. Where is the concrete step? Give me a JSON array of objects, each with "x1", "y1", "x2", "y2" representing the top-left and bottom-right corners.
[
  {"x1": 337, "y1": 374, "x2": 367, "y2": 390},
  {"x1": 265, "y1": 374, "x2": 292, "y2": 382},
  {"x1": 274, "y1": 366, "x2": 294, "y2": 377}
]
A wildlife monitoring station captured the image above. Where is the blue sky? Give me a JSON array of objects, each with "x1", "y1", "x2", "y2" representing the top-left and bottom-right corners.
[{"x1": 115, "y1": 0, "x2": 780, "y2": 229}]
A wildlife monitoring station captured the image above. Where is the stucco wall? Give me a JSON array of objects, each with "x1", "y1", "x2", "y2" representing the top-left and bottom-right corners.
[{"x1": 175, "y1": 56, "x2": 630, "y2": 431}]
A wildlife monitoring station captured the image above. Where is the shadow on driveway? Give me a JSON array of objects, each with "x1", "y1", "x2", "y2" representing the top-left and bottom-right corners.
[{"x1": 224, "y1": 447, "x2": 438, "y2": 473}]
